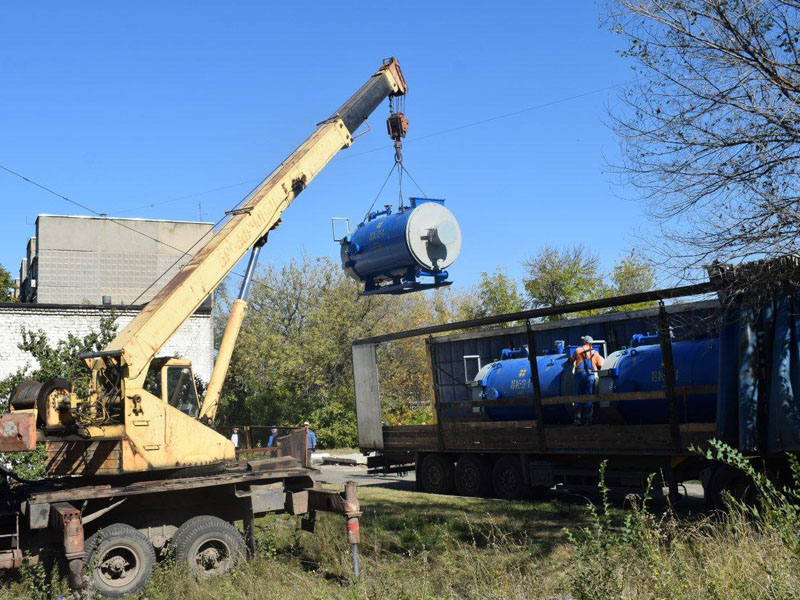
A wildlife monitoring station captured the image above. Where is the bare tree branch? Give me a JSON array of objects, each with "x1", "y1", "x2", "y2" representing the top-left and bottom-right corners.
[{"x1": 605, "y1": 0, "x2": 800, "y2": 279}]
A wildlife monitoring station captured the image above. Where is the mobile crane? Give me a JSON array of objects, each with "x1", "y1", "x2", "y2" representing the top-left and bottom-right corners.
[{"x1": 0, "y1": 58, "x2": 407, "y2": 596}]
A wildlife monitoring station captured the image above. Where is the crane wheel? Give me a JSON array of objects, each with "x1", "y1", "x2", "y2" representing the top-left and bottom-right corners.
[
  {"x1": 492, "y1": 456, "x2": 525, "y2": 500},
  {"x1": 172, "y1": 515, "x2": 245, "y2": 578},
  {"x1": 84, "y1": 523, "x2": 156, "y2": 598},
  {"x1": 418, "y1": 454, "x2": 455, "y2": 494},
  {"x1": 455, "y1": 455, "x2": 492, "y2": 497}
]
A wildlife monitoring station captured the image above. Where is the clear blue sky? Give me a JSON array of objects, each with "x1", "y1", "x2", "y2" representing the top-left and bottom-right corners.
[{"x1": 0, "y1": 1, "x2": 644, "y2": 292}]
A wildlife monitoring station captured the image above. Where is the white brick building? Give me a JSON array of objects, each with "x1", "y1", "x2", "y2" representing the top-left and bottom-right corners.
[{"x1": 0, "y1": 303, "x2": 214, "y2": 383}]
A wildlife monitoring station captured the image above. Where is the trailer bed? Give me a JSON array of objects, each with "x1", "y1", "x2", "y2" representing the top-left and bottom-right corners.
[{"x1": 383, "y1": 421, "x2": 716, "y2": 455}]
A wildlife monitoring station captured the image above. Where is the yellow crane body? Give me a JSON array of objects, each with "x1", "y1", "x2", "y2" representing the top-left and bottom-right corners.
[{"x1": 1, "y1": 59, "x2": 408, "y2": 475}]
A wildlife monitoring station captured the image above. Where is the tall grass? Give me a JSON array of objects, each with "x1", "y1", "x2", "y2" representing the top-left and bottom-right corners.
[
  {"x1": 566, "y1": 444, "x2": 800, "y2": 599},
  {"x1": 2, "y1": 445, "x2": 799, "y2": 599}
]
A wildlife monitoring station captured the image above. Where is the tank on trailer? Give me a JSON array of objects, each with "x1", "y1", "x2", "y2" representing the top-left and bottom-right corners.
[{"x1": 474, "y1": 335, "x2": 718, "y2": 425}]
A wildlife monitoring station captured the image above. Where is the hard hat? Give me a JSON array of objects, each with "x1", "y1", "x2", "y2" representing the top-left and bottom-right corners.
[
  {"x1": 581, "y1": 335, "x2": 594, "y2": 344},
  {"x1": 303, "y1": 421, "x2": 310, "y2": 426}
]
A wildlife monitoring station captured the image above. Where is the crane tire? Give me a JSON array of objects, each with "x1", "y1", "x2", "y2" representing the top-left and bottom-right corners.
[
  {"x1": 492, "y1": 456, "x2": 525, "y2": 500},
  {"x1": 419, "y1": 454, "x2": 455, "y2": 494},
  {"x1": 455, "y1": 455, "x2": 493, "y2": 497},
  {"x1": 84, "y1": 523, "x2": 156, "y2": 598},
  {"x1": 172, "y1": 515, "x2": 245, "y2": 578}
]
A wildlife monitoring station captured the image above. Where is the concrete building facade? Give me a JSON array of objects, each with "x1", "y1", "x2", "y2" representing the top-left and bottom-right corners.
[
  {"x1": 20, "y1": 215, "x2": 214, "y2": 305},
  {"x1": 0, "y1": 303, "x2": 214, "y2": 383},
  {"x1": 2, "y1": 214, "x2": 219, "y2": 388}
]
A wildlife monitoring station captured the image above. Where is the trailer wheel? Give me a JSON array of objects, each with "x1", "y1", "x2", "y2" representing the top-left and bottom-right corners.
[
  {"x1": 455, "y1": 455, "x2": 492, "y2": 497},
  {"x1": 492, "y1": 456, "x2": 524, "y2": 500},
  {"x1": 172, "y1": 515, "x2": 245, "y2": 577},
  {"x1": 419, "y1": 454, "x2": 455, "y2": 494},
  {"x1": 85, "y1": 524, "x2": 156, "y2": 598},
  {"x1": 705, "y1": 465, "x2": 757, "y2": 510}
]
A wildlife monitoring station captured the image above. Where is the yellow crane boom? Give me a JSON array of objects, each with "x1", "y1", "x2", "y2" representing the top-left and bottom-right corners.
[{"x1": 1, "y1": 59, "x2": 408, "y2": 475}]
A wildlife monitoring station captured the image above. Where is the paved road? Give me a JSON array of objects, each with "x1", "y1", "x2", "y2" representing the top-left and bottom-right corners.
[
  {"x1": 315, "y1": 463, "x2": 416, "y2": 491},
  {"x1": 314, "y1": 462, "x2": 706, "y2": 508}
]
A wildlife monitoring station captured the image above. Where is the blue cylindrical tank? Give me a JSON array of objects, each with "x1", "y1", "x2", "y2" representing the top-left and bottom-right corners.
[
  {"x1": 340, "y1": 198, "x2": 461, "y2": 294},
  {"x1": 475, "y1": 337, "x2": 719, "y2": 425},
  {"x1": 600, "y1": 338, "x2": 718, "y2": 424},
  {"x1": 475, "y1": 349, "x2": 573, "y2": 423}
]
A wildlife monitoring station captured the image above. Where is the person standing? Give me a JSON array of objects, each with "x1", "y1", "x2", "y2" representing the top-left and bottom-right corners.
[
  {"x1": 267, "y1": 426, "x2": 279, "y2": 447},
  {"x1": 304, "y1": 421, "x2": 317, "y2": 452},
  {"x1": 571, "y1": 335, "x2": 604, "y2": 425},
  {"x1": 230, "y1": 427, "x2": 240, "y2": 448}
]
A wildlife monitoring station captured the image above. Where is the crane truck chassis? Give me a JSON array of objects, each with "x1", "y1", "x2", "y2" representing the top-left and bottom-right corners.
[
  {"x1": 0, "y1": 58, "x2": 408, "y2": 595},
  {"x1": 0, "y1": 431, "x2": 361, "y2": 596}
]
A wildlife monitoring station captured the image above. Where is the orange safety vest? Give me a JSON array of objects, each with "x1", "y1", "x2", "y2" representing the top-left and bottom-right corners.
[{"x1": 573, "y1": 345, "x2": 603, "y2": 372}]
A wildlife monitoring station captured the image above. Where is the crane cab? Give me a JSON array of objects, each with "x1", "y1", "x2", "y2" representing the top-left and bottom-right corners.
[{"x1": 143, "y1": 357, "x2": 201, "y2": 418}]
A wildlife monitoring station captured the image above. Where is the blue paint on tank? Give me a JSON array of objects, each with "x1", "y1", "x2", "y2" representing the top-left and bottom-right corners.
[
  {"x1": 604, "y1": 338, "x2": 719, "y2": 424},
  {"x1": 477, "y1": 349, "x2": 573, "y2": 423},
  {"x1": 475, "y1": 337, "x2": 719, "y2": 425},
  {"x1": 339, "y1": 198, "x2": 461, "y2": 295}
]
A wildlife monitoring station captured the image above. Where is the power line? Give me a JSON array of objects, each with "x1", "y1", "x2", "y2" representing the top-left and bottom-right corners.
[
  {"x1": 336, "y1": 80, "x2": 633, "y2": 161},
  {"x1": 0, "y1": 161, "x2": 267, "y2": 305},
  {"x1": 114, "y1": 178, "x2": 263, "y2": 216},
  {"x1": 128, "y1": 177, "x2": 267, "y2": 305},
  {"x1": 7, "y1": 80, "x2": 631, "y2": 219},
  {"x1": 0, "y1": 163, "x2": 194, "y2": 254},
  {"x1": 1, "y1": 78, "x2": 632, "y2": 305}
]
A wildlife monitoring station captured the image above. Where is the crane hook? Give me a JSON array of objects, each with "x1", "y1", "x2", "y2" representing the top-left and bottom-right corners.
[{"x1": 386, "y1": 112, "x2": 409, "y2": 165}]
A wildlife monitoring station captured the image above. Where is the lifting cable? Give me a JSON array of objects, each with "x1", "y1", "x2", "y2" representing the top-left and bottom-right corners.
[{"x1": 362, "y1": 93, "x2": 430, "y2": 218}]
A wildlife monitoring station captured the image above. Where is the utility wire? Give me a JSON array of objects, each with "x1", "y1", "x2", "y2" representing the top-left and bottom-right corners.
[
  {"x1": 7, "y1": 80, "x2": 632, "y2": 219},
  {"x1": 114, "y1": 178, "x2": 263, "y2": 216},
  {"x1": 0, "y1": 163, "x2": 190, "y2": 254},
  {"x1": 0, "y1": 161, "x2": 332, "y2": 313},
  {"x1": 337, "y1": 80, "x2": 633, "y2": 161},
  {"x1": 1, "y1": 79, "x2": 631, "y2": 305},
  {"x1": 0, "y1": 161, "x2": 270, "y2": 306},
  {"x1": 128, "y1": 176, "x2": 268, "y2": 305}
]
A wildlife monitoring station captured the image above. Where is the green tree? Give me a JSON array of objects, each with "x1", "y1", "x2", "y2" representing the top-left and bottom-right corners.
[
  {"x1": 522, "y1": 245, "x2": 604, "y2": 320},
  {"x1": 216, "y1": 255, "x2": 444, "y2": 446},
  {"x1": 0, "y1": 265, "x2": 18, "y2": 302},
  {"x1": 611, "y1": 253, "x2": 654, "y2": 296},
  {"x1": 458, "y1": 268, "x2": 525, "y2": 324},
  {"x1": 608, "y1": 252, "x2": 657, "y2": 311}
]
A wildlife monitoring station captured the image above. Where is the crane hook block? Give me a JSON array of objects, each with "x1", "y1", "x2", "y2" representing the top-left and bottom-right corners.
[{"x1": 386, "y1": 113, "x2": 409, "y2": 141}]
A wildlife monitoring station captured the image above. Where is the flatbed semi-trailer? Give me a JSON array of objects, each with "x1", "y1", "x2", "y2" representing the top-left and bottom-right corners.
[
  {"x1": 354, "y1": 260, "x2": 800, "y2": 506},
  {"x1": 371, "y1": 399, "x2": 718, "y2": 500}
]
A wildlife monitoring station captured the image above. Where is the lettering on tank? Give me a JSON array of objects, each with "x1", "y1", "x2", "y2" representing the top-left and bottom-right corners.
[
  {"x1": 651, "y1": 369, "x2": 681, "y2": 382},
  {"x1": 510, "y1": 378, "x2": 532, "y2": 390},
  {"x1": 368, "y1": 222, "x2": 385, "y2": 241}
]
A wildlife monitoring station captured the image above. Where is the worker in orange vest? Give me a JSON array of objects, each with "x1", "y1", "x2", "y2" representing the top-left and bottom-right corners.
[{"x1": 571, "y1": 335, "x2": 604, "y2": 425}]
